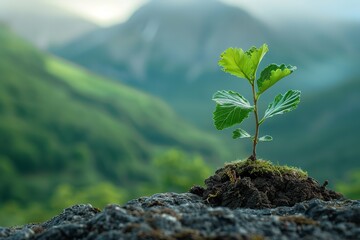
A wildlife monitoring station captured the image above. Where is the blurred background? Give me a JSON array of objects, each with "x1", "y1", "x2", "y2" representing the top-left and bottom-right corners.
[{"x1": 0, "y1": 0, "x2": 359, "y2": 226}]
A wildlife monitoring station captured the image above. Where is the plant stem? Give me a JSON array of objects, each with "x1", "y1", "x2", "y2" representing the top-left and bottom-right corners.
[{"x1": 250, "y1": 83, "x2": 259, "y2": 161}]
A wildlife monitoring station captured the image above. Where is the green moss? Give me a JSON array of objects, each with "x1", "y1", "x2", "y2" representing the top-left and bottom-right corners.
[{"x1": 225, "y1": 159, "x2": 308, "y2": 179}]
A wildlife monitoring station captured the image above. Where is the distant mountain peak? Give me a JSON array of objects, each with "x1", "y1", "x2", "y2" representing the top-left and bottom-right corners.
[{"x1": 52, "y1": 0, "x2": 270, "y2": 86}]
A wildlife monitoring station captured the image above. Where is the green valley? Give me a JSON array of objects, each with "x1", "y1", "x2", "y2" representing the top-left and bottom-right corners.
[{"x1": 0, "y1": 24, "x2": 226, "y2": 226}]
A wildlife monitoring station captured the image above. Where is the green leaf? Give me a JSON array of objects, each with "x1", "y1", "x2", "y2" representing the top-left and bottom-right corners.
[
  {"x1": 218, "y1": 44, "x2": 268, "y2": 83},
  {"x1": 257, "y1": 64, "x2": 296, "y2": 95},
  {"x1": 261, "y1": 90, "x2": 301, "y2": 123},
  {"x1": 233, "y1": 128, "x2": 251, "y2": 139},
  {"x1": 259, "y1": 135, "x2": 273, "y2": 142},
  {"x1": 212, "y1": 90, "x2": 254, "y2": 130}
]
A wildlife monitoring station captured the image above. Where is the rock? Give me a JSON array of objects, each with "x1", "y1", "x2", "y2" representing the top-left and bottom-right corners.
[{"x1": 1, "y1": 193, "x2": 359, "y2": 240}]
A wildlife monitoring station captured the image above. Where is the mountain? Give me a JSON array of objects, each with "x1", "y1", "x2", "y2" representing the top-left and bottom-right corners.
[
  {"x1": 51, "y1": 0, "x2": 273, "y2": 127},
  {"x1": 51, "y1": 0, "x2": 360, "y2": 128},
  {"x1": 0, "y1": 24, "x2": 226, "y2": 206},
  {"x1": 51, "y1": 0, "x2": 271, "y2": 81},
  {"x1": 0, "y1": 0, "x2": 98, "y2": 49}
]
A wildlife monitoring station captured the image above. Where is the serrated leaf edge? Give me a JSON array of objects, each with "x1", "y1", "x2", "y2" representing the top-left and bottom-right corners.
[
  {"x1": 212, "y1": 90, "x2": 254, "y2": 130},
  {"x1": 260, "y1": 90, "x2": 301, "y2": 124},
  {"x1": 257, "y1": 64, "x2": 297, "y2": 96}
]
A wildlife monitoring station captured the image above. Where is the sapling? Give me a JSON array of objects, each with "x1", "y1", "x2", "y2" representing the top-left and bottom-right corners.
[{"x1": 212, "y1": 44, "x2": 300, "y2": 161}]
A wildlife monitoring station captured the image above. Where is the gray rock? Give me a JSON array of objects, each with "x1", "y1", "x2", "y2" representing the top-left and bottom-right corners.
[{"x1": 1, "y1": 193, "x2": 359, "y2": 240}]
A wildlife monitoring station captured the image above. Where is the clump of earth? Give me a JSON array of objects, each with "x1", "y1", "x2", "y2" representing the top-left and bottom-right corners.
[{"x1": 190, "y1": 159, "x2": 343, "y2": 209}]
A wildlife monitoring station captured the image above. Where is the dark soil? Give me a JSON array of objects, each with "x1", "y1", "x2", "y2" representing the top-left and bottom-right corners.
[{"x1": 190, "y1": 159, "x2": 343, "y2": 209}]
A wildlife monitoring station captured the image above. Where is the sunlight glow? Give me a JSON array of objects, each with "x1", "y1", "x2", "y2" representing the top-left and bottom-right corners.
[{"x1": 51, "y1": 0, "x2": 149, "y2": 26}]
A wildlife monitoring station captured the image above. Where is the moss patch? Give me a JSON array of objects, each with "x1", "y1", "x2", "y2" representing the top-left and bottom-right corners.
[
  {"x1": 190, "y1": 159, "x2": 342, "y2": 209},
  {"x1": 224, "y1": 159, "x2": 308, "y2": 179}
]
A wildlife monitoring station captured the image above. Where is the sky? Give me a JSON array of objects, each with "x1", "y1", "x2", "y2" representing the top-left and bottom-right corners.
[
  {"x1": 0, "y1": 0, "x2": 359, "y2": 26},
  {"x1": 223, "y1": 0, "x2": 360, "y2": 22},
  {"x1": 49, "y1": 0, "x2": 360, "y2": 26},
  {"x1": 50, "y1": 0, "x2": 148, "y2": 26}
]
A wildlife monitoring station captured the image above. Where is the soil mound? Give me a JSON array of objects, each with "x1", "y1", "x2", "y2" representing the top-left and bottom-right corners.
[{"x1": 190, "y1": 159, "x2": 343, "y2": 209}]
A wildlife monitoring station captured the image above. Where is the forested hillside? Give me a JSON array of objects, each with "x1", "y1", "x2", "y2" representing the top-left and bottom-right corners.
[{"x1": 0, "y1": 25, "x2": 225, "y2": 225}]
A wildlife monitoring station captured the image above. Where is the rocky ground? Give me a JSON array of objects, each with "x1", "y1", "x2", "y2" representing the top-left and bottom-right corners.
[
  {"x1": 1, "y1": 160, "x2": 357, "y2": 239},
  {"x1": 1, "y1": 192, "x2": 359, "y2": 240}
]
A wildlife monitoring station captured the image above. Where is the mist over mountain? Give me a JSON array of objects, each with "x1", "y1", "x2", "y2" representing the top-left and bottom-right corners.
[
  {"x1": 0, "y1": 0, "x2": 98, "y2": 49},
  {"x1": 51, "y1": 0, "x2": 272, "y2": 127},
  {"x1": 52, "y1": 0, "x2": 270, "y2": 82}
]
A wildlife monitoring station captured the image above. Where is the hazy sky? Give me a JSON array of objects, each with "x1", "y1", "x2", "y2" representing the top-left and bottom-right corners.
[
  {"x1": 50, "y1": 0, "x2": 148, "y2": 25},
  {"x1": 225, "y1": 0, "x2": 360, "y2": 23},
  {"x1": 1, "y1": 0, "x2": 359, "y2": 26}
]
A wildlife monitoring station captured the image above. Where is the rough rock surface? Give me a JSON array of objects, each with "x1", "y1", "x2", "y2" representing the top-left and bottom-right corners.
[{"x1": 1, "y1": 193, "x2": 359, "y2": 240}]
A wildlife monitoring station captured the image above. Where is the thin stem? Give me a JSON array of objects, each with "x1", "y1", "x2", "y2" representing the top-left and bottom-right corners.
[{"x1": 250, "y1": 83, "x2": 259, "y2": 161}]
